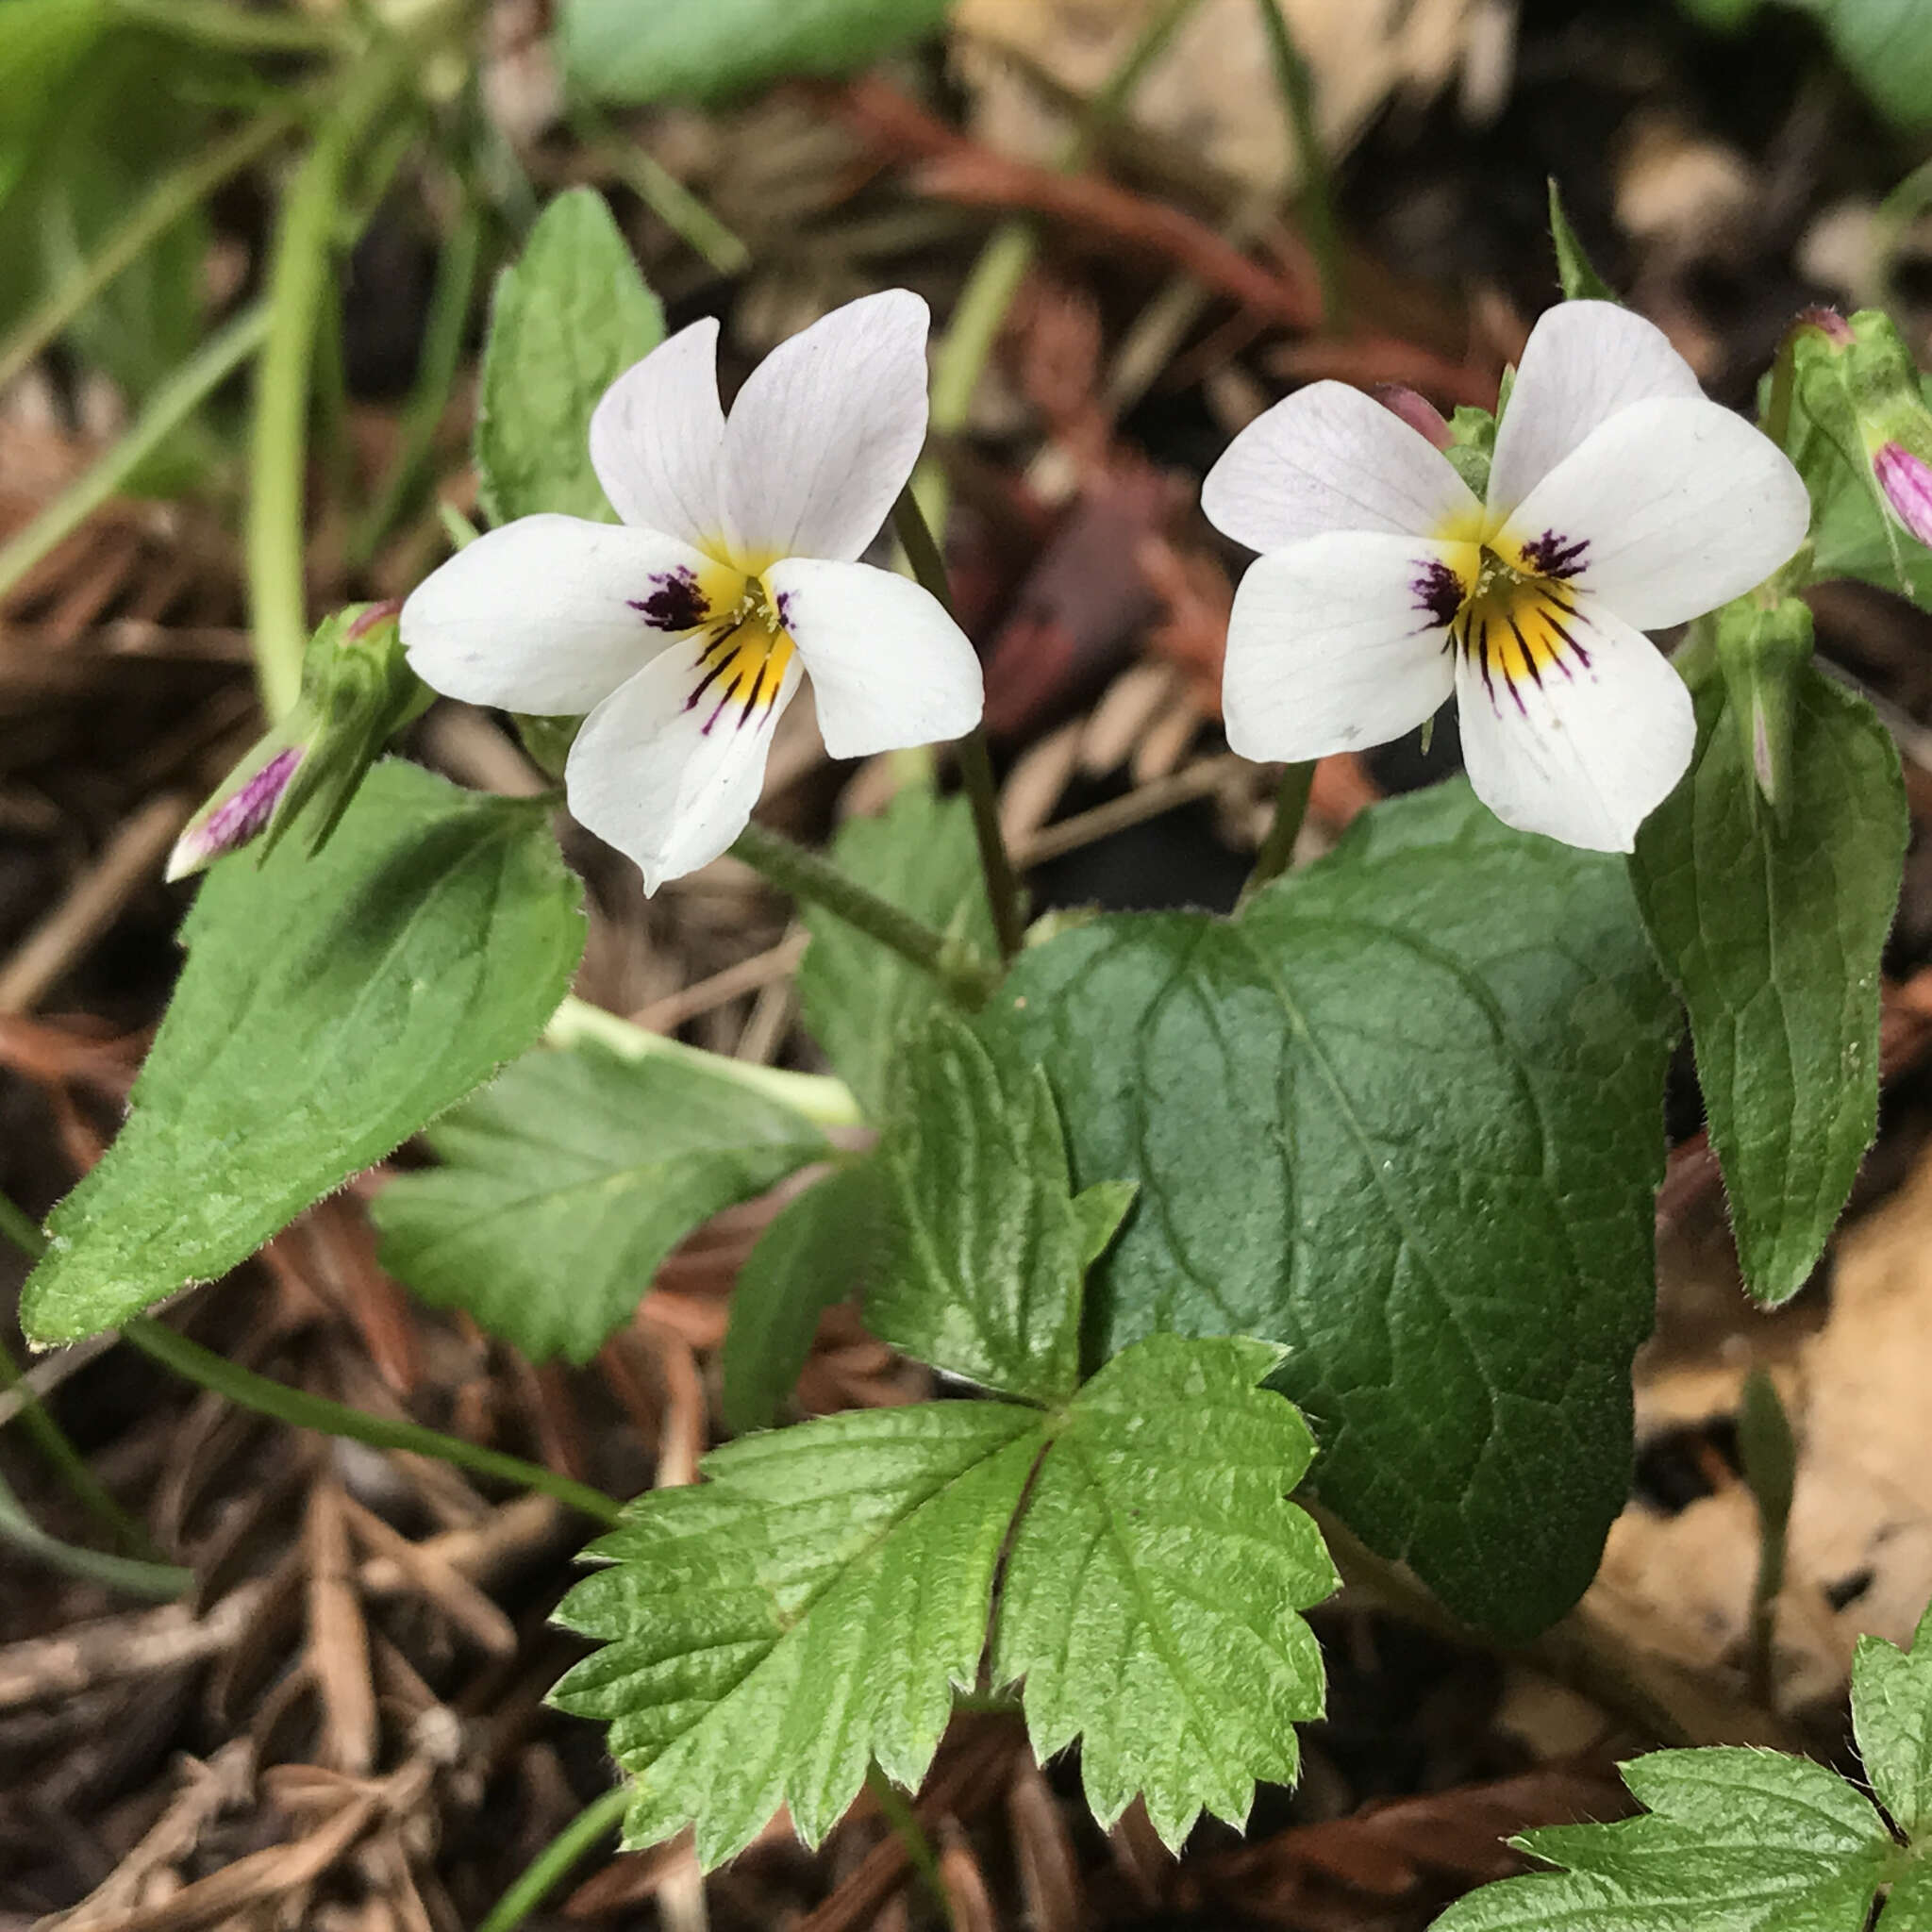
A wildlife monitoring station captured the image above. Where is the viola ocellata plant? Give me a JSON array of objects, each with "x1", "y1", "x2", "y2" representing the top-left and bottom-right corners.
[
  {"x1": 401, "y1": 290, "x2": 984, "y2": 891},
  {"x1": 1202, "y1": 300, "x2": 1810, "y2": 850}
]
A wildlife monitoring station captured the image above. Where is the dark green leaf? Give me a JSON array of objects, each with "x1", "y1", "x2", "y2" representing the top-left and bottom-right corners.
[
  {"x1": 1434, "y1": 1747, "x2": 1898, "y2": 1931},
  {"x1": 1808, "y1": 0, "x2": 1932, "y2": 129},
  {"x1": 1857, "y1": 1602, "x2": 1932, "y2": 1842},
  {"x1": 375, "y1": 1041, "x2": 826, "y2": 1365},
  {"x1": 1632, "y1": 662, "x2": 1905, "y2": 1304},
  {"x1": 871, "y1": 1010, "x2": 1086, "y2": 1407},
  {"x1": 551, "y1": 1400, "x2": 1045, "y2": 1866},
  {"x1": 475, "y1": 186, "x2": 664, "y2": 526},
  {"x1": 559, "y1": 0, "x2": 951, "y2": 107},
  {"x1": 994, "y1": 1335, "x2": 1334, "y2": 1848},
  {"x1": 22, "y1": 762, "x2": 585, "y2": 1344},
  {"x1": 982, "y1": 781, "x2": 1677, "y2": 1638},
  {"x1": 720, "y1": 1162, "x2": 881, "y2": 1432},
  {"x1": 797, "y1": 787, "x2": 996, "y2": 1123}
]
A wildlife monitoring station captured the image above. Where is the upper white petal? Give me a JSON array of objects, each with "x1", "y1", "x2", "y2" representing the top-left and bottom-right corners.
[
  {"x1": 588, "y1": 318, "x2": 728, "y2": 547},
  {"x1": 1201, "y1": 381, "x2": 1479, "y2": 554},
  {"x1": 763, "y1": 557, "x2": 982, "y2": 759},
  {"x1": 564, "y1": 643, "x2": 802, "y2": 893},
  {"x1": 718, "y1": 290, "x2": 930, "y2": 566},
  {"x1": 400, "y1": 515, "x2": 716, "y2": 714},
  {"x1": 1504, "y1": 396, "x2": 1809, "y2": 630},
  {"x1": 1221, "y1": 532, "x2": 1460, "y2": 762},
  {"x1": 1454, "y1": 593, "x2": 1694, "y2": 853},
  {"x1": 1486, "y1": 301, "x2": 1705, "y2": 521}
]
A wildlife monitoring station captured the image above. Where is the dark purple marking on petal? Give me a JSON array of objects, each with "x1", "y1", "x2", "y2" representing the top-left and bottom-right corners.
[
  {"x1": 1875, "y1": 443, "x2": 1932, "y2": 547},
  {"x1": 1412, "y1": 558, "x2": 1464, "y2": 628},
  {"x1": 775, "y1": 590, "x2": 795, "y2": 630},
  {"x1": 1519, "y1": 529, "x2": 1589, "y2": 579},
  {"x1": 629, "y1": 566, "x2": 708, "y2": 633}
]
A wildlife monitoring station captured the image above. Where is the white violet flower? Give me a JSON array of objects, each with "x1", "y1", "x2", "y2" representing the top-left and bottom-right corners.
[
  {"x1": 401, "y1": 290, "x2": 983, "y2": 890},
  {"x1": 1200, "y1": 300, "x2": 1811, "y2": 851}
]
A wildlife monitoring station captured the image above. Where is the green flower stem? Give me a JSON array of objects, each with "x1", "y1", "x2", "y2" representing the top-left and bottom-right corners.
[
  {"x1": 123, "y1": 1318, "x2": 625, "y2": 1528},
  {"x1": 475, "y1": 1783, "x2": 631, "y2": 1932},
  {"x1": 867, "y1": 1766, "x2": 955, "y2": 1929},
  {"x1": 891, "y1": 489, "x2": 1027, "y2": 961},
  {"x1": 1762, "y1": 324, "x2": 1801, "y2": 455},
  {"x1": 249, "y1": 42, "x2": 423, "y2": 719},
  {"x1": 0, "y1": 102, "x2": 301, "y2": 398},
  {"x1": 0, "y1": 1191, "x2": 183, "y2": 1575},
  {"x1": 579, "y1": 114, "x2": 750, "y2": 277},
  {"x1": 108, "y1": 0, "x2": 353, "y2": 53},
  {"x1": 1254, "y1": 0, "x2": 1345, "y2": 328},
  {"x1": 0, "y1": 300, "x2": 269, "y2": 609},
  {"x1": 731, "y1": 822, "x2": 1000, "y2": 1008},
  {"x1": 1241, "y1": 762, "x2": 1316, "y2": 902},
  {"x1": 544, "y1": 995, "x2": 862, "y2": 1127}
]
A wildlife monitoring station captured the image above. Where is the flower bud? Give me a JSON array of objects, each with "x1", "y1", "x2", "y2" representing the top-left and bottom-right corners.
[
  {"x1": 1713, "y1": 594, "x2": 1813, "y2": 820},
  {"x1": 167, "y1": 601, "x2": 426, "y2": 881},
  {"x1": 1794, "y1": 307, "x2": 1932, "y2": 550}
]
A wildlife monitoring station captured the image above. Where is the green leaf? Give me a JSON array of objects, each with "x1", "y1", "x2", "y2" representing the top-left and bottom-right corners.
[
  {"x1": 1857, "y1": 1603, "x2": 1932, "y2": 1842},
  {"x1": 21, "y1": 762, "x2": 584, "y2": 1344},
  {"x1": 1632, "y1": 661, "x2": 1906, "y2": 1305},
  {"x1": 981, "y1": 780, "x2": 1677, "y2": 1638},
  {"x1": 1434, "y1": 1747, "x2": 1900, "y2": 1931},
  {"x1": 551, "y1": 1400, "x2": 1046, "y2": 1866},
  {"x1": 870, "y1": 1010, "x2": 1087, "y2": 1407},
  {"x1": 1880, "y1": 1860, "x2": 1932, "y2": 1930},
  {"x1": 375, "y1": 1041, "x2": 827, "y2": 1365},
  {"x1": 720, "y1": 1162, "x2": 880, "y2": 1432},
  {"x1": 797, "y1": 788, "x2": 997, "y2": 1123},
  {"x1": 475, "y1": 186, "x2": 664, "y2": 526},
  {"x1": 1548, "y1": 177, "x2": 1617, "y2": 301},
  {"x1": 1805, "y1": 0, "x2": 1932, "y2": 129},
  {"x1": 993, "y1": 1335, "x2": 1334, "y2": 1849},
  {"x1": 558, "y1": 0, "x2": 951, "y2": 106},
  {"x1": 1072, "y1": 1179, "x2": 1138, "y2": 1275}
]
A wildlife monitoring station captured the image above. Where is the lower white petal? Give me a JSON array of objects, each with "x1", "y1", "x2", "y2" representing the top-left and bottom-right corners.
[
  {"x1": 564, "y1": 639, "x2": 802, "y2": 893},
  {"x1": 1221, "y1": 533, "x2": 1462, "y2": 762},
  {"x1": 1454, "y1": 592, "x2": 1693, "y2": 853},
  {"x1": 401, "y1": 515, "x2": 731, "y2": 714},
  {"x1": 763, "y1": 557, "x2": 983, "y2": 759},
  {"x1": 1500, "y1": 397, "x2": 1809, "y2": 631}
]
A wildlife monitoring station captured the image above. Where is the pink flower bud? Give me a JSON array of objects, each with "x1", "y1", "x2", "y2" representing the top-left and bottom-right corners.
[
  {"x1": 166, "y1": 745, "x2": 305, "y2": 882},
  {"x1": 1874, "y1": 441, "x2": 1932, "y2": 547},
  {"x1": 1371, "y1": 384, "x2": 1451, "y2": 448}
]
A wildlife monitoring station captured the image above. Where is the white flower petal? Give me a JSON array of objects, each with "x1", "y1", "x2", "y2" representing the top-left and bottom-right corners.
[
  {"x1": 1502, "y1": 396, "x2": 1809, "y2": 630},
  {"x1": 1200, "y1": 381, "x2": 1479, "y2": 554},
  {"x1": 1486, "y1": 300, "x2": 1705, "y2": 521},
  {"x1": 764, "y1": 557, "x2": 982, "y2": 759},
  {"x1": 1220, "y1": 532, "x2": 1461, "y2": 761},
  {"x1": 565, "y1": 641, "x2": 803, "y2": 893},
  {"x1": 718, "y1": 290, "x2": 930, "y2": 567},
  {"x1": 1454, "y1": 592, "x2": 1693, "y2": 853},
  {"x1": 401, "y1": 515, "x2": 729, "y2": 714},
  {"x1": 588, "y1": 317, "x2": 727, "y2": 547}
]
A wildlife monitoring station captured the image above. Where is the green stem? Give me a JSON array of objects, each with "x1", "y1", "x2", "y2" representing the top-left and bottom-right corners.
[
  {"x1": 0, "y1": 104, "x2": 300, "y2": 398},
  {"x1": 109, "y1": 0, "x2": 353, "y2": 53},
  {"x1": 1241, "y1": 762, "x2": 1315, "y2": 903},
  {"x1": 544, "y1": 995, "x2": 862, "y2": 1127},
  {"x1": 124, "y1": 1318, "x2": 625, "y2": 1527},
  {"x1": 581, "y1": 116, "x2": 750, "y2": 277},
  {"x1": 0, "y1": 301, "x2": 269, "y2": 609},
  {"x1": 731, "y1": 822, "x2": 999, "y2": 1008},
  {"x1": 1254, "y1": 0, "x2": 1345, "y2": 328},
  {"x1": 891, "y1": 490, "x2": 1026, "y2": 960},
  {"x1": 1763, "y1": 325, "x2": 1800, "y2": 453},
  {"x1": 867, "y1": 1766, "x2": 954, "y2": 1929},
  {"x1": 476, "y1": 1784, "x2": 631, "y2": 1932},
  {"x1": 0, "y1": 1189, "x2": 44, "y2": 1263},
  {"x1": 249, "y1": 44, "x2": 418, "y2": 718},
  {"x1": 0, "y1": 1462, "x2": 192, "y2": 1600}
]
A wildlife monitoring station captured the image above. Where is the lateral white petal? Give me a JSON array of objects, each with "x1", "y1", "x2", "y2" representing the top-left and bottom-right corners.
[
  {"x1": 1221, "y1": 532, "x2": 1460, "y2": 762},
  {"x1": 565, "y1": 642, "x2": 803, "y2": 894},
  {"x1": 1454, "y1": 594, "x2": 1694, "y2": 853},
  {"x1": 1486, "y1": 300, "x2": 1705, "y2": 521},
  {"x1": 588, "y1": 318, "x2": 727, "y2": 546},
  {"x1": 1504, "y1": 396, "x2": 1809, "y2": 630},
  {"x1": 764, "y1": 557, "x2": 982, "y2": 759},
  {"x1": 718, "y1": 290, "x2": 930, "y2": 566},
  {"x1": 401, "y1": 515, "x2": 718, "y2": 713},
  {"x1": 1201, "y1": 381, "x2": 1478, "y2": 555}
]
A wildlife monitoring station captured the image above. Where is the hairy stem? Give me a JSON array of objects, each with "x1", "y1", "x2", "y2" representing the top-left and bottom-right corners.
[
  {"x1": 891, "y1": 490, "x2": 1027, "y2": 960},
  {"x1": 124, "y1": 1318, "x2": 625, "y2": 1527},
  {"x1": 731, "y1": 822, "x2": 999, "y2": 1008},
  {"x1": 1241, "y1": 762, "x2": 1315, "y2": 903},
  {"x1": 476, "y1": 1783, "x2": 631, "y2": 1932}
]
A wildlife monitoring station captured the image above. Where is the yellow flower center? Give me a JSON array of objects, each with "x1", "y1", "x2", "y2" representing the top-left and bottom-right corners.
[
  {"x1": 1417, "y1": 519, "x2": 1593, "y2": 706},
  {"x1": 628, "y1": 554, "x2": 797, "y2": 734}
]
